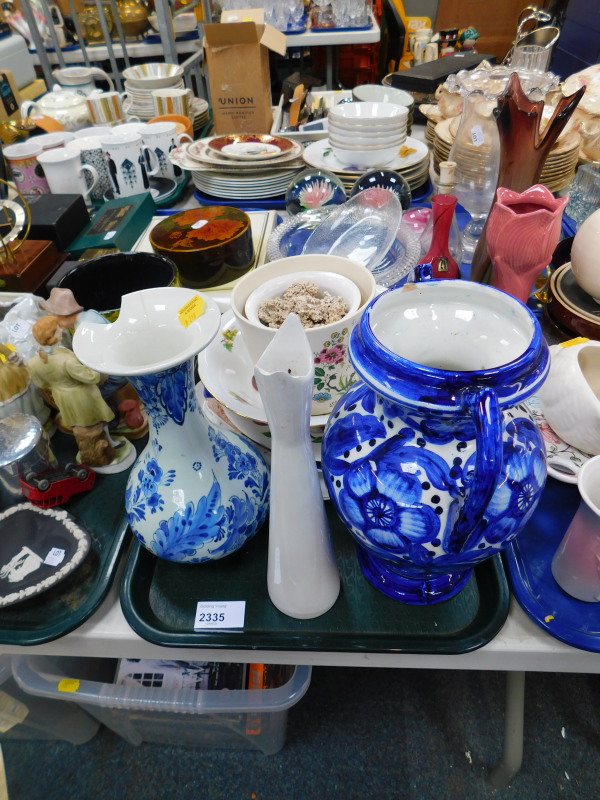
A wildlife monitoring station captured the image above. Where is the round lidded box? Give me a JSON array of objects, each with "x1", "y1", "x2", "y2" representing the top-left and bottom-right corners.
[{"x1": 149, "y1": 206, "x2": 254, "y2": 290}]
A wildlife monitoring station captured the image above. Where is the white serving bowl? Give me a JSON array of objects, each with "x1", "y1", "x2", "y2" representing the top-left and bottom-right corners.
[
  {"x1": 328, "y1": 122, "x2": 405, "y2": 140},
  {"x1": 329, "y1": 133, "x2": 406, "y2": 150},
  {"x1": 351, "y1": 85, "x2": 414, "y2": 107},
  {"x1": 244, "y1": 270, "x2": 362, "y2": 326},
  {"x1": 331, "y1": 144, "x2": 400, "y2": 168},
  {"x1": 328, "y1": 120, "x2": 408, "y2": 137},
  {"x1": 123, "y1": 63, "x2": 183, "y2": 90},
  {"x1": 328, "y1": 101, "x2": 409, "y2": 124}
]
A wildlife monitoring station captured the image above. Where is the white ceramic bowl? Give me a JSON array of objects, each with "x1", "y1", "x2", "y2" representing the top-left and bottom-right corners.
[
  {"x1": 352, "y1": 85, "x2": 414, "y2": 107},
  {"x1": 230, "y1": 255, "x2": 377, "y2": 415},
  {"x1": 328, "y1": 123, "x2": 405, "y2": 140},
  {"x1": 123, "y1": 63, "x2": 184, "y2": 90},
  {"x1": 328, "y1": 117, "x2": 406, "y2": 134},
  {"x1": 328, "y1": 133, "x2": 405, "y2": 150},
  {"x1": 244, "y1": 270, "x2": 362, "y2": 326},
  {"x1": 332, "y1": 144, "x2": 400, "y2": 168},
  {"x1": 329, "y1": 101, "x2": 409, "y2": 124}
]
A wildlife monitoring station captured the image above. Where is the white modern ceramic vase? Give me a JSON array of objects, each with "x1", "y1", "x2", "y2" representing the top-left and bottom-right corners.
[{"x1": 254, "y1": 314, "x2": 340, "y2": 619}]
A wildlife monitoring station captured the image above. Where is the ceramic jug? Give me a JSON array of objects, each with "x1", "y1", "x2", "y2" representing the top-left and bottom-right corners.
[
  {"x1": 52, "y1": 66, "x2": 114, "y2": 96},
  {"x1": 73, "y1": 287, "x2": 270, "y2": 564},
  {"x1": 321, "y1": 278, "x2": 549, "y2": 604}
]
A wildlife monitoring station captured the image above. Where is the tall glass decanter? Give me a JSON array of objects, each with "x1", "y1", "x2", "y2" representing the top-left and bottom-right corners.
[{"x1": 448, "y1": 90, "x2": 501, "y2": 261}]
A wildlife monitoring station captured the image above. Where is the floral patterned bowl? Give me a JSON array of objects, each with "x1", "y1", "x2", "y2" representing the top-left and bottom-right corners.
[{"x1": 230, "y1": 255, "x2": 377, "y2": 415}]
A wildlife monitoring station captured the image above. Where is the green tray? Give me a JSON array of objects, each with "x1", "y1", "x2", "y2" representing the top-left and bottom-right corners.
[
  {"x1": 120, "y1": 504, "x2": 510, "y2": 654},
  {"x1": 0, "y1": 431, "x2": 133, "y2": 646}
]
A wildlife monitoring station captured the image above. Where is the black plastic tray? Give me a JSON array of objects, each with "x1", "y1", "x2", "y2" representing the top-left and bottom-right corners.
[
  {"x1": 120, "y1": 503, "x2": 510, "y2": 654},
  {"x1": 0, "y1": 431, "x2": 133, "y2": 645}
]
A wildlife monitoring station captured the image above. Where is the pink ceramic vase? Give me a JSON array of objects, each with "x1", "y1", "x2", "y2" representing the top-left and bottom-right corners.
[{"x1": 487, "y1": 184, "x2": 568, "y2": 303}]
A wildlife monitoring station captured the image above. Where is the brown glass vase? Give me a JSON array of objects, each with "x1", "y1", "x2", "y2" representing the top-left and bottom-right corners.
[{"x1": 469, "y1": 72, "x2": 585, "y2": 284}]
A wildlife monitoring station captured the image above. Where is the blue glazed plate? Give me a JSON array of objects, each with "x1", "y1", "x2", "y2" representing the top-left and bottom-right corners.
[{"x1": 503, "y1": 478, "x2": 600, "y2": 652}]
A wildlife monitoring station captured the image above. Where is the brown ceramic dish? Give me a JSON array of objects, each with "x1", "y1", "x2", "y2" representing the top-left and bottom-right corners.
[
  {"x1": 149, "y1": 206, "x2": 254, "y2": 289},
  {"x1": 547, "y1": 262, "x2": 600, "y2": 340}
]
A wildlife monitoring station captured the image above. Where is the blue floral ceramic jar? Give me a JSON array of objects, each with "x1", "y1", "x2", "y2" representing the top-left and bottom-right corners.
[
  {"x1": 74, "y1": 286, "x2": 269, "y2": 563},
  {"x1": 321, "y1": 279, "x2": 549, "y2": 603}
]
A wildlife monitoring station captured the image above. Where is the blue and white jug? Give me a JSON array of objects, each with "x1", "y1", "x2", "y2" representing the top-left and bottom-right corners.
[{"x1": 321, "y1": 278, "x2": 549, "y2": 603}]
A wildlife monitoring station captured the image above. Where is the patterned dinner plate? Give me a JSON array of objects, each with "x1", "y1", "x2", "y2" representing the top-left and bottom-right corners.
[
  {"x1": 206, "y1": 134, "x2": 297, "y2": 161},
  {"x1": 197, "y1": 312, "x2": 329, "y2": 426}
]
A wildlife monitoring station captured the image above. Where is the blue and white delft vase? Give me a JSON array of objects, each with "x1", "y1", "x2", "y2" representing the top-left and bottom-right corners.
[
  {"x1": 73, "y1": 286, "x2": 269, "y2": 564},
  {"x1": 321, "y1": 278, "x2": 549, "y2": 604}
]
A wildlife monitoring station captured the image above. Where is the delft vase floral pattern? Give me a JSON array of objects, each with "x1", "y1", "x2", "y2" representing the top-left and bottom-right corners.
[{"x1": 125, "y1": 359, "x2": 269, "y2": 563}]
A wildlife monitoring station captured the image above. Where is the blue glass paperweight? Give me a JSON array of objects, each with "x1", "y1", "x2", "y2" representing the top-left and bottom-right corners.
[
  {"x1": 285, "y1": 168, "x2": 347, "y2": 215},
  {"x1": 350, "y1": 169, "x2": 412, "y2": 210}
]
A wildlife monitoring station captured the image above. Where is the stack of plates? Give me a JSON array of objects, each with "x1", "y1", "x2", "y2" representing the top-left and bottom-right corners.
[
  {"x1": 192, "y1": 98, "x2": 210, "y2": 135},
  {"x1": 302, "y1": 137, "x2": 430, "y2": 193},
  {"x1": 168, "y1": 134, "x2": 306, "y2": 200},
  {"x1": 433, "y1": 117, "x2": 582, "y2": 193}
]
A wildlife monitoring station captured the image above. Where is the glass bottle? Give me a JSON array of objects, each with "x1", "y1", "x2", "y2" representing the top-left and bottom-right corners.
[
  {"x1": 448, "y1": 90, "x2": 501, "y2": 262},
  {"x1": 420, "y1": 193, "x2": 460, "y2": 279}
]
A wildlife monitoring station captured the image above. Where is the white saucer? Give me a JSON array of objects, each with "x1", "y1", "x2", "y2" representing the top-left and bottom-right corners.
[
  {"x1": 196, "y1": 312, "x2": 330, "y2": 427},
  {"x1": 526, "y1": 394, "x2": 593, "y2": 483}
]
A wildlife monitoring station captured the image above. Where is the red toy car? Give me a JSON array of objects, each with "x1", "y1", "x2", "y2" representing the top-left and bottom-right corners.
[{"x1": 19, "y1": 463, "x2": 96, "y2": 508}]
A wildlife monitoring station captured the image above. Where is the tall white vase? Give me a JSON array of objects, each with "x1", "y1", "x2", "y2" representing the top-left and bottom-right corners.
[{"x1": 254, "y1": 314, "x2": 340, "y2": 619}]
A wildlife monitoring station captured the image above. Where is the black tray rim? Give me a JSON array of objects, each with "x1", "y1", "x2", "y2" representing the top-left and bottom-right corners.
[{"x1": 120, "y1": 540, "x2": 510, "y2": 655}]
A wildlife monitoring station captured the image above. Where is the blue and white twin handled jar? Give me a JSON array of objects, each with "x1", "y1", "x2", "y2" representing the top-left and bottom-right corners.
[
  {"x1": 73, "y1": 286, "x2": 269, "y2": 563},
  {"x1": 321, "y1": 279, "x2": 549, "y2": 604}
]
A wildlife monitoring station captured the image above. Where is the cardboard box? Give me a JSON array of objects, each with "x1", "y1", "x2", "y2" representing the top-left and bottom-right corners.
[
  {"x1": 0, "y1": 69, "x2": 21, "y2": 122},
  {"x1": 203, "y1": 9, "x2": 286, "y2": 134},
  {"x1": 19, "y1": 79, "x2": 47, "y2": 102}
]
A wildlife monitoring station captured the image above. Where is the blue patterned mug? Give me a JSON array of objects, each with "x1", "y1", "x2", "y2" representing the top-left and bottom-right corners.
[{"x1": 321, "y1": 278, "x2": 550, "y2": 604}]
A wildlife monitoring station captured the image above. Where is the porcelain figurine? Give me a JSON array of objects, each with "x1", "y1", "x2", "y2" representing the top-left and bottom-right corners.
[
  {"x1": 254, "y1": 314, "x2": 340, "y2": 619},
  {"x1": 321, "y1": 278, "x2": 549, "y2": 604},
  {"x1": 73, "y1": 287, "x2": 270, "y2": 564},
  {"x1": 487, "y1": 184, "x2": 568, "y2": 303},
  {"x1": 27, "y1": 316, "x2": 134, "y2": 472}
]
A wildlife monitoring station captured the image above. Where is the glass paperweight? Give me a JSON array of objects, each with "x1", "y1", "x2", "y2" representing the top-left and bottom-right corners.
[
  {"x1": 285, "y1": 168, "x2": 347, "y2": 215},
  {"x1": 350, "y1": 169, "x2": 412, "y2": 210}
]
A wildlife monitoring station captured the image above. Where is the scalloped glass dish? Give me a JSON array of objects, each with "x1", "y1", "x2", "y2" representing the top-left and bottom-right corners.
[{"x1": 301, "y1": 189, "x2": 401, "y2": 269}]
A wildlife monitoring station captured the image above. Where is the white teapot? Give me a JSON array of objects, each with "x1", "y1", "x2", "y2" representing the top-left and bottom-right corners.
[
  {"x1": 21, "y1": 87, "x2": 96, "y2": 131},
  {"x1": 52, "y1": 66, "x2": 114, "y2": 96}
]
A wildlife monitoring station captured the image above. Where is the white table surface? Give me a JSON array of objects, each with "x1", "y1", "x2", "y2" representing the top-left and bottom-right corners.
[{"x1": 0, "y1": 555, "x2": 598, "y2": 673}]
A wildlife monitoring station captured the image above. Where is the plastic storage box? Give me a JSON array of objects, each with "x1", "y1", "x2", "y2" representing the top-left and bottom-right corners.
[
  {"x1": 0, "y1": 656, "x2": 99, "y2": 743},
  {"x1": 12, "y1": 656, "x2": 311, "y2": 754}
]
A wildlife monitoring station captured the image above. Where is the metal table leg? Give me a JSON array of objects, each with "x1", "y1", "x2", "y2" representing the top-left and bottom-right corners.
[{"x1": 489, "y1": 670, "x2": 526, "y2": 788}]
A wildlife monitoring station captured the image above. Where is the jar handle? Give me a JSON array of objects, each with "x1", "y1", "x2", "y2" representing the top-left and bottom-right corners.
[{"x1": 451, "y1": 386, "x2": 503, "y2": 550}]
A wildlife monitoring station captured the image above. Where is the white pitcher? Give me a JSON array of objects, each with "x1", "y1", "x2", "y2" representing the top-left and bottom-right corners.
[{"x1": 52, "y1": 66, "x2": 114, "y2": 96}]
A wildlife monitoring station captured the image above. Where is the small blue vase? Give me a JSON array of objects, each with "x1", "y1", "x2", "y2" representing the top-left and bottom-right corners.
[
  {"x1": 321, "y1": 279, "x2": 549, "y2": 604},
  {"x1": 73, "y1": 286, "x2": 269, "y2": 564}
]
